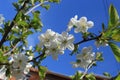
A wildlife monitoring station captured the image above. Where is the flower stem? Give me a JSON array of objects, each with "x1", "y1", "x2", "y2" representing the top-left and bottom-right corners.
[{"x1": 80, "y1": 61, "x2": 95, "y2": 79}]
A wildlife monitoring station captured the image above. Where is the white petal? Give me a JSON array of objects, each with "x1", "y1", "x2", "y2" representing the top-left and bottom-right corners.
[
  {"x1": 79, "y1": 16, "x2": 87, "y2": 22},
  {"x1": 87, "y1": 21, "x2": 94, "y2": 28},
  {"x1": 67, "y1": 43, "x2": 74, "y2": 51}
]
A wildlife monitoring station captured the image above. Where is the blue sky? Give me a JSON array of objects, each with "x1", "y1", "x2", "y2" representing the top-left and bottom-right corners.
[{"x1": 0, "y1": 0, "x2": 120, "y2": 77}]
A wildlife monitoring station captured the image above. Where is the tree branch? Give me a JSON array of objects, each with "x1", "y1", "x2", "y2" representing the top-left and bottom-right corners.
[
  {"x1": 25, "y1": 1, "x2": 49, "y2": 15},
  {"x1": 0, "y1": 62, "x2": 9, "y2": 65},
  {"x1": 0, "y1": 0, "x2": 29, "y2": 48},
  {"x1": 75, "y1": 34, "x2": 102, "y2": 45}
]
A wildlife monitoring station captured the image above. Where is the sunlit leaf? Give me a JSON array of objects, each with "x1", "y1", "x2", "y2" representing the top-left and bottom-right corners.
[
  {"x1": 86, "y1": 74, "x2": 96, "y2": 80},
  {"x1": 38, "y1": 66, "x2": 47, "y2": 80},
  {"x1": 109, "y1": 42, "x2": 120, "y2": 62},
  {"x1": 111, "y1": 28, "x2": 120, "y2": 42},
  {"x1": 115, "y1": 74, "x2": 120, "y2": 80},
  {"x1": 103, "y1": 72, "x2": 111, "y2": 78},
  {"x1": 108, "y1": 4, "x2": 119, "y2": 29}
]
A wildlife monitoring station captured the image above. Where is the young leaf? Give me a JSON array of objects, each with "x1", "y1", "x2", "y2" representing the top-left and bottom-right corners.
[
  {"x1": 109, "y1": 42, "x2": 120, "y2": 62},
  {"x1": 108, "y1": 4, "x2": 119, "y2": 29},
  {"x1": 38, "y1": 66, "x2": 47, "y2": 80},
  {"x1": 86, "y1": 74, "x2": 96, "y2": 80},
  {"x1": 115, "y1": 74, "x2": 120, "y2": 80},
  {"x1": 111, "y1": 28, "x2": 120, "y2": 42}
]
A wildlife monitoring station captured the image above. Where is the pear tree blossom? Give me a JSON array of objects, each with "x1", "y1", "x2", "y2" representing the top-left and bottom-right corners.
[
  {"x1": 10, "y1": 53, "x2": 32, "y2": 79},
  {"x1": 57, "y1": 31, "x2": 74, "y2": 51},
  {"x1": 67, "y1": 16, "x2": 94, "y2": 33},
  {"x1": 39, "y1": 29, "x2": 56, "y2": 47},
  {"x1": 72, "y1": 46, "x2": 95, "y2": 69}
]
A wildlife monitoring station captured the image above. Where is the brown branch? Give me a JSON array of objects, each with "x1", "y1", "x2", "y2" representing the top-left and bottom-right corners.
[
  {"x1": 0, "y1": 0, "x2": 29, "y2": 48},
  {"x1": 28, "y1": 47, "x2": 46, "y2": 62},
  {"x1": 75, "y1": 34, "x2": 102, "y2": 45},
  {"x1": 0, "y1": 62, "x2": 9, "y2": 65}
]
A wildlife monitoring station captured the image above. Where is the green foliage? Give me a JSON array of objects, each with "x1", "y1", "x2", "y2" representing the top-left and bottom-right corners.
[
  {"x1": 41, "y1": 4, "x2": 50, "y2": 10},
  {"x1": 95, "y1": 52, "x2": 104, "y2": 61},
  {"x1": 30, "y1": 11, "x2": 43, "y2": 31},
  {"x1": 72, "y1": 71, "x2": 83, "y2": 80},
  {"x1": 49, "y1": 0, "x2": 60, "y2": 3},
  {"x1": 38, "y1": 66, "x2": 47, "y2": 80},
  {"x1": 108, "y1": 4, "x2": 119, "y2": 29},
  {"x1": 103, "y1": 72, "x2": 111, "y2": 78},
  {"x1": 86, "y1": 74, "x2": 96, "y2": 80},
  {"x1": 12, "y1": 2, "x2": 20, "y2": 11},
  {"x1": 0, "y1": 49, "x2": 8, "y2": 63},
  {"x1": 111, "y1": 28, "x2": 120, "y2": 42},
  {"x1": 115, "y1": 74, "x2": 120, "y2": 80},
  {"x1": 109, "y1": 42, "x2": 120, "y2": 62}
]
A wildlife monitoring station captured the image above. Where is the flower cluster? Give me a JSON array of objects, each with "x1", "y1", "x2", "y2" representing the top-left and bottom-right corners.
[
  {"x1": 9, "y1": 53, "x2": 32, "y2": 79},
  {"x1": 72, "y1": 46, "x2": 95, "y2": 69},
  {"x1": 67, "y1": 15, "x2": 94, "y2": 33},
  {"x1": 39, "y1": 29, "x2": 74, "y2": 60}
]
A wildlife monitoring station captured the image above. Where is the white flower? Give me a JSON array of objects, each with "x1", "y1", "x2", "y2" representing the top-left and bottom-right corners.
[
  {"x1": 58, "y1": 32, "x2": 74, "y2": 51},
  {"x1": 72, "y1": 46, "x2": 95, "y2": 69},
  {"x1": 75, "y1": 16, "x2": 94, "y2": 33},
  {"x1": 39, "y1": 29, "x2": 56, "y2": 47},
  {"x1": 0, "y1": 66, "x2": 7, "y2": 80},
  {"x1": 67, "y1": 15, "x2": 78, "y2": 32},
  {"x1": 12, "y1": 53, "x2": 27, "y2": 70},
  {"x1": 24, "y1": 63, "x2": 32, "y2": 74},
  {"x1": 0, "y1": 14, "x2": 5, "y2": 25},
  {"x1": 45, "y1": 41, "x2": 64, "y2": 60},
  {"x1": 10, "y1": 53, "x2": 32, "y2": 79}
]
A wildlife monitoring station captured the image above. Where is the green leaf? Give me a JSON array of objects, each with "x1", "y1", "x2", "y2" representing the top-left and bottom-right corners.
[
  {"x1": 95, "y1": 52, "x2": 104, "y2": 61},
  {"x1": 17, "y1": 21, "x2": 29, "y2": 27},
  {"x1": 108, "y1": 4, "x2": 119, "y2": 29},
  {"x1": 103, "y1": 72, "x2": 111, "y2": 78},
  {"x1": 38, "y1": 66, "x2": 47, "y2": 80},
  {"x1": 30, "y1": 11, "x2": 43, "y2": 31},
  {"x1": 72, "y1": 71, "x2": 83, "y2": 80},
  {"x1": 0, "y1": 50, "x2": 8, "y2": 63},
  {"x1": 115, "y1": 74, "x2": 120, "y2": 80},
  {"x1": 41, "y1": 4, "x2": 50, "y2": 10},
  {"x1": 49, "y1": 0, "x2": 60, "y2": 3},
  {"x1": 86, "y1": 74, "x2": 96, "y2": 80},
  {"x1": 111, "y1": 28, "x2": 120, "y2": 42},
  {"x1": 109, "y1": 42, "x2": 120, "y2": 62}
]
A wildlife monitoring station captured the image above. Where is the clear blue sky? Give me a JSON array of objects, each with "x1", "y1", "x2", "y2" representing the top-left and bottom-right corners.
[{"x1": 0, "y1": 0, "x2": 120, "y2": 77}]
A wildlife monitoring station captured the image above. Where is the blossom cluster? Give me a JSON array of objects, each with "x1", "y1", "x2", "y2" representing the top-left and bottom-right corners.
[
  {"x1": 0, "y1": 14, "x2": 5, "y2": 26},
  {"x1": 9, "y1": 53, "x2": 32, "y2": 79},
  {"x1": 39, "y1": 29, "x2": 74, "y2": 60},
  {"x1": 72, "y1": 46, "x2": 95, "y2": 69},
  {"x1": 67, "y1": 15, "x2": 94, "y2": 33},
  {"x1": 0, "y1": 15, "x2": 96, "y2": 79}
]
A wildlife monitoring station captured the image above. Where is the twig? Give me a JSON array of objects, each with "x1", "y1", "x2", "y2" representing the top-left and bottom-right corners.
[
  {"x1": 0, "y1": 63, "x2": 9, "y2": 65},
  {"x1": 25, "y1": 1, "x2": 49, "y2": 15},
  {"x1": 75, "y1": 34, "x2": 102, "y2": 45},
  {"x1": 80, "y1": 61, "x2": 95, "y2": 79}
]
